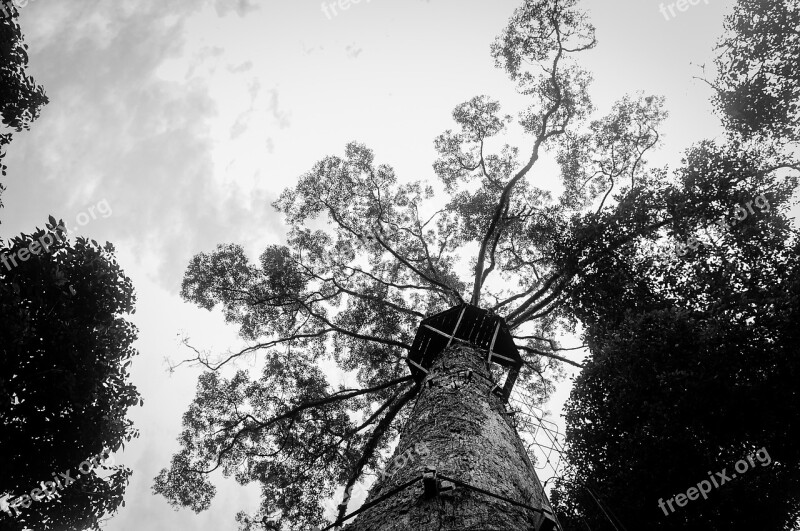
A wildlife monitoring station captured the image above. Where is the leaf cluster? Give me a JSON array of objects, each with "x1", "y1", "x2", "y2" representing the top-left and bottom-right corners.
[{"x1": 0, "y1": 221, "x2": 140, "y2": 531}]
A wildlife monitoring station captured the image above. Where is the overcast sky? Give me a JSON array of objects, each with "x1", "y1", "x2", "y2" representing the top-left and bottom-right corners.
[{"x1": 0, "y1": 0, "x2": 759, "y2": 529}]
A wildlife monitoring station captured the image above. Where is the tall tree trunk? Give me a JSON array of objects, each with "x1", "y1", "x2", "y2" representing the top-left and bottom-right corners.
[{"x1": 343, "y1": 344, "x2": 559, "y2": 531}]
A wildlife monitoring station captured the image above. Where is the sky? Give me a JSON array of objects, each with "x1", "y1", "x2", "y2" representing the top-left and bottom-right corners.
[{"x1": 0, "y1": 0, "x2": 763, "y2": 529}]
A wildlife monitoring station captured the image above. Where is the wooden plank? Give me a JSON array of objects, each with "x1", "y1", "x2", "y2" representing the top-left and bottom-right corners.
[{"x1": 445, "y1": 306, "x2": 467, "y2": 348}]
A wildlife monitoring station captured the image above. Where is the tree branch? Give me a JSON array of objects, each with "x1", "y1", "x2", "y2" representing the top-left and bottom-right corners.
[
  {"x1": 190, "y1": 375, "x2": 415, "y2": 475},
  {"x1": 517, "y1": 345, "x2": 584, "y2": 369},
  {"x1": 471, "y1": 31, "x2": 567, "y2": 305},
  {"x1": 371, "y1": 227, "x2": 463, "y2": 304},
  {"x1": 335, "y1": 383, "x2": 420, "y2": 523}
]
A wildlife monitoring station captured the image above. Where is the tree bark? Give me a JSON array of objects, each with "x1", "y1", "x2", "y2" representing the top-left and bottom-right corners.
[{"x1": 343, "y1": 344, "x2": 558, "y2": 531}]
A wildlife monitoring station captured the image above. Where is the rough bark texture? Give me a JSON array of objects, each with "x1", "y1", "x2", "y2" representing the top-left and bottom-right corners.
[{"x1": 343, "y1": 344, "x2": 556, "y2": 531}]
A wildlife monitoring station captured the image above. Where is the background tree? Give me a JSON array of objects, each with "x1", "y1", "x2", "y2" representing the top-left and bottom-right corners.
[
  {"x1": 552, "y1": 0, "x2": 800, "y2": 527},
  {"x1": 552, "y1": 146, "x2": 799, "y2": 530},
  {"x1": 0, "y1": 7, "x2": 135, "y2": 531},
  {"x1": 708, "y1": 0, "x2": 800, "y2": 143},
  {"x1": 0, "y1": 220, "x2": 141, "y2": 531},
  {"x1": 151, "y1": 0, "x2": 786, "y2": 529},
  {"x1": 0, "y1": 1, "x2": 49, "y2": 208}
]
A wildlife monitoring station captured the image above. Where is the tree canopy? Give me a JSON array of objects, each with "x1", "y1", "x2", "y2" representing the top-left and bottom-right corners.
[
  {"x1": 552, "y1": 0, "x2": 800, "y2": 528},
  {"x1": 155, "y1": 0, "x2": 799, "y2": 529},
  {"x1": 0, "y1": 2, "x2": 48, "y2": 208},
  {"x1": 710, "y1": 0, "x2": 800, "y2": 143},
  {"x1": 552, "y1": 145, "x2": 799, "y2": 530},
  {"x1": 0, "y1": 220, "x2": 141, "y2": 531}
]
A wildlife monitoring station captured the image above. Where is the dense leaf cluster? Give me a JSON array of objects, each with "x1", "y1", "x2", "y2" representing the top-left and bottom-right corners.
[
  {"x1": 0, "y1": 2, "x2": 48, "y2": 204},
  {"x1": 0, "y1": 221, "x2": 141, "y2": 531}
]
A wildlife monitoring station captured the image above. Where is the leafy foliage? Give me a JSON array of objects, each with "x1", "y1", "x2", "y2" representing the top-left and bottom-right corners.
[
  {"x1": 553, "y1": 140, "x2": 800, "y2": 530},
  {"x1": 711, "y1": 0, "x2": 800, "y2": 142},
  {"x1": 553, "y1": 0, "x2": 800, "y2": 525},
  {"x1": 0, "y1": 2, "x2": 48, "y2": 207},
  {"x1": 0, "y1": 220, "x2": 141, "y2": 531}
]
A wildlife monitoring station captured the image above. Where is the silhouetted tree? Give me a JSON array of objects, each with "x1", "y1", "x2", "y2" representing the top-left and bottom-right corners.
[
  {"x1": 553, "y1": 0, "x2": 800, "y2": 527},
  {"x1": 0, "y1": 219, "x2": 141, "y2": 531},
  {"x1": 0, "y1": 1, "x2": 48, "y2": 208},
  {"x1": 552, "y1": 143, "x2": 799, "y2": 530},
  {"x1": 709, "y1": 0, "x2": 799, "y2": 143}
]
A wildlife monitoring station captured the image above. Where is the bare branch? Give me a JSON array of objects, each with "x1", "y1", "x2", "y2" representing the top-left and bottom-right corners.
[
  {"x1": 337, "y1": 261, "x2": 448, "y2": 296},
  {"x1": 505, "y1": 273, "x2": 565, "y2": 323},
  {"x1": 372, "y1": 227, "x2": 463, "y2": 304},
  {"x1": 518, "y1": 345, "x2": 583, "y2": 369},
  {"x1": 177, "y1": 328, "x2": 332, "y2": 371},
  {"x1": 472, "y1": 28, "x2": 567, "y2": 305},
  {"x1": 190, "y1": 375, "x2": 415, "y2": 475},
  {"x1": 293, "y1": 297, "x2": 413, "y2": 354},
  {"x1": 514, "y1": 334, "x2": 586, "y2": 351},
  {"x1": 335, "y1": 383, "x2": 420, "y2": 523}
]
